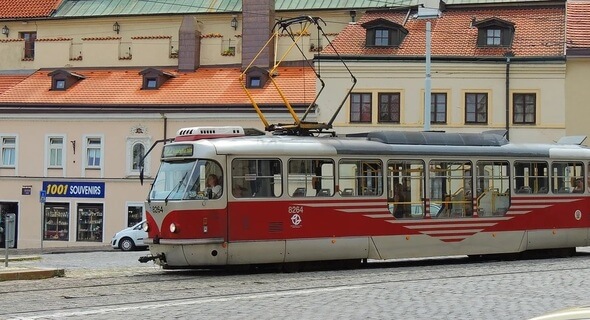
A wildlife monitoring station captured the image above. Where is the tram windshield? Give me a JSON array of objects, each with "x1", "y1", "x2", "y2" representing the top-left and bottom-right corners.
[{"x1": 150, "y1": 159, "x2": 223, "y2": 201}]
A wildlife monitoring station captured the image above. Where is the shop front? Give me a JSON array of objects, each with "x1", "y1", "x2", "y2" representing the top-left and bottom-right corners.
[{"x1": 42, "y1": 181, "x2": 105, "y2": 243}]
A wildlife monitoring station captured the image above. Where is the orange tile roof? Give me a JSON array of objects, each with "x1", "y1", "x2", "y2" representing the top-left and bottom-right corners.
[
  {"x1": 0, "y1": 0, "x2": 62, "y2": 19},
  {"x1": 0, "y1": 74, "x2": 28, "y2": 94},
  {"x1": 0, "y1": 67, "x2": 317, "y2": 107},
  {"x1": 567, "y1": 1, "x2": 590, "y2": 50},
  {"x1": 325, "y1": 6, "x2": 565, "y2": 57}
]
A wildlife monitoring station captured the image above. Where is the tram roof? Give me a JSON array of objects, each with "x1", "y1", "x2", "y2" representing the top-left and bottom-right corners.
[{"x1": 203, "y1": 132, "x2": 590, "y2": 159}]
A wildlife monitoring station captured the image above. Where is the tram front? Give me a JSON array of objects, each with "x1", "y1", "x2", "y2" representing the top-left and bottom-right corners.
[{"x1": 140, "y1": 127, "x2": 241, "y2": 268}]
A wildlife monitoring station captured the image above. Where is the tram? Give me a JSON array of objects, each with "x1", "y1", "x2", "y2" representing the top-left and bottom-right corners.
[{"x1": 138, "y1": 127, "x2": 590, "y2": 269}]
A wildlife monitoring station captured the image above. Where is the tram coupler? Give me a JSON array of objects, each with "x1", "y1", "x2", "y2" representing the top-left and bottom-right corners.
[{"x1": 138, "y1": 253, "x2": 166, "y2": 264}]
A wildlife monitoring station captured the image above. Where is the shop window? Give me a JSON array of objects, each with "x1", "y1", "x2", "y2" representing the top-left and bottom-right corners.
[
  {"x1": 127, "y1": 204, "x2": 144, "y2": 227},
  {"x1": 77, "y1": 204, "x2": 104, "y2": 242},
  {"x1": 44, "y1": 203, "x2": 69, "y2": 241},
  {"x1": 287, "y1": 159, "x2": 334, "y2": 197}
]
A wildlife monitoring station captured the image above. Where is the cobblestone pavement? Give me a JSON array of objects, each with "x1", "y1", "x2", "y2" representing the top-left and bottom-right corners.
[{"x1": 0, "y1": 248, "x2": 589, "y2": 320}]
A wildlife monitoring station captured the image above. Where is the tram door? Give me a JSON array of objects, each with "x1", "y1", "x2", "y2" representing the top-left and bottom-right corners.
[{"x1": 0, "y1": 202, "x2": 18, "y2": 249}]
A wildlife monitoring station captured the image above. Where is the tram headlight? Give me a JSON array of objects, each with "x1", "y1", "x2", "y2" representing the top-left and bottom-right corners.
[
  {"x1": 170, "y1": 223, "x2": 178, "y2": 233},
  {"x1": 142, "y1": 221, "x2": 149, "y2": 232}
]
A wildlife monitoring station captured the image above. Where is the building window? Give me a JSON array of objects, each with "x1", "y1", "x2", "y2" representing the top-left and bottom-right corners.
[
  {"x1": 249, "y1": 77, "x2": 261, "y2": 88},
  {"x1": 350, "y1": 93, "x2": 372, "y2": 123},
  {"x1": 49, "y1": 137, "x2": 64, "y2": 168},
  {"x1": 146, "y1": 78, "x2": 157, "y2": 89},
  {"x1": 486, "y1": 29, "x2": 501, "y2": 46},
  {"x1": 513, "y1": 93, "x2": 536, "y2": 124},
  {"x1": 19, "y1": 32, "x2": 37, "y2": 59},
  {"x1": 1, "y1": 137, "x2": 16, "y2": 167},
  {"x1": 363, "y1": 19, "x2": 408, "y2": 47},
  {"x1": 474, "y1": 18, "x2": 514, "y2": 47},
  {"x1": 132, "y1": 143, "x2": 145, "y2": 171},
  {"x1": 431, "y1": 93, "x2": 447, "y2": 124},
  {"x1": 86, "y1": 137, "x2": 102, "y2": 168},
  {"x1": 378, "y1": 93, "x2": 400, "y2": 123},
  {"x1": 43, "y1": 203, "x2": 69, "y2": 241},
  {"x1": 55, "y1": 80, "x2": 66, "y2": 90},
  {"x1": 465, "y1": 93, "x2": 488, "y2": 124},
  {"x1": 127, "y1": 204, "x2": 144, "y2": 227},
  {"x1": 77, "y1": 204, "x2": 103, "y2": 242}
]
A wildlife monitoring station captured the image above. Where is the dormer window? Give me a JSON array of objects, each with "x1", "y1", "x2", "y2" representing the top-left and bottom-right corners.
[
  {"x1": 146, "y1": 78, "x2": 157, "y2": 89},
  {"x1": 55, "y1": 79, "x2": 66, "y2": 90},
  {"x1": 48, "y1": 69, "x2": 85, "y2": 91},
  {"x1": 139, "y1": 68, "x2": 175, "y2": 90},
  {"x1": 244, "y1": 67, "x2": 269, "y2": 89},
  {"x1": 362, "y1": 18, "x2": 408, "y2": 47},
  {"x1": 473, "y1": 18, "x2": 515, "y2": 47}
]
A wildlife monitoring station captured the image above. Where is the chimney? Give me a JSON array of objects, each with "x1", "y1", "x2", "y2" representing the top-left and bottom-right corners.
[
  {"x1": 242, "y1": 0, "x2": 275, "y2": 70},
  {"x1": 178, "y1": 16, "x2": 201, "y2": 72}
]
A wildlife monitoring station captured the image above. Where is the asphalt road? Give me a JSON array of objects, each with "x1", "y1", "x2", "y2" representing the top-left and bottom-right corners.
[{"x1": 1, "y1": 248, "x2": 590, "y2": 320}]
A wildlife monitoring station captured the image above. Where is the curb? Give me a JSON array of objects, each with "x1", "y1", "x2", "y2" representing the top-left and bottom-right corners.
[{"x1": 0, "y1": 268, "x2": 65, "y2": 281}]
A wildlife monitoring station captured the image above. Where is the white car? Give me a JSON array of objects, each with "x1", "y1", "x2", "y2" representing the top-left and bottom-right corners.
[{"x1": 111, "y1": 220, "x2": 148, "y2": 251}]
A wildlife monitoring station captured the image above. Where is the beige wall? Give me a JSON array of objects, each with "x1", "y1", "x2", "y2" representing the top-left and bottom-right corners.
[
  {"x1": 0, "y1": 11, "x2": 352, "y2": 70},
  {"x1": 565, "y1": 57, "x2": 590, "y2": 139},
  {"x1": 316, "y1": 60, "x2": 567, "y2": 143}
]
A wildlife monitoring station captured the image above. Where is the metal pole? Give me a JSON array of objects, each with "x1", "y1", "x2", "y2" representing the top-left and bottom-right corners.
[
  {"x1": 424, "y1": 21, "x2": 431, "y2": 131},
  {"x1": 4, "y1": 214, "x2": 7, "y2": 268},
  {"x1": 40, "y1": 203, "x2": 44, "y2": 253}
]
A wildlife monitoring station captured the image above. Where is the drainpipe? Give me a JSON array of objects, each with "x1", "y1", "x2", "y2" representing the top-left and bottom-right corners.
[
  {"x1": 504, "y1": 52, "x2": 514, "y2": 141},
  {"x1": 161, "y1": 113, "x2": 168, "y2": 142}
]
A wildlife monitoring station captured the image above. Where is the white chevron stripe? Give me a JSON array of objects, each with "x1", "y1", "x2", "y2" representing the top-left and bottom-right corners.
[
  {"x1": 365, "y1": 214, "x2": 394, "y2": 218},
  {"x1": 421, "y1": 229, "x2": 483, "y2": 235},
  {"x1": 506, "y1": 210, "x2": 530, "y2": 215},
  {"x1": 339, "y1": 208, "x2": 388, "y2": 213},
  {"x1": 301, "y1": 202, "x2": 383, "y2": 207},
  {"x1": 510, "y1": 205, "x2": 550, "y2": 209},
  {"x1": 406, "y1": 223, "x2": 496, "y2": 229}
]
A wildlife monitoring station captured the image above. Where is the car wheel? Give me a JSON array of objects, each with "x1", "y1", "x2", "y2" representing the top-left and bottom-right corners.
[{"x1": 119, "y1": 237, "x2": 136, "y2": 251}]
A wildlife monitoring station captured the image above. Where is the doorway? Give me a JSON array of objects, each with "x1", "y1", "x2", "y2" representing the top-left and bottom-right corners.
[{"x1": 0, "y1": 202, "x2": 18, "y2": 248}]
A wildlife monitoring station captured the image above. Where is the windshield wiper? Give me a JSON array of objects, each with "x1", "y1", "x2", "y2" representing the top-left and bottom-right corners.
[{"x1": 164, "y1": 171, "x2": 189, "y2": 205}]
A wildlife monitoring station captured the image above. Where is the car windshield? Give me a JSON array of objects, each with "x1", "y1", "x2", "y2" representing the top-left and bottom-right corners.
[{"x1": 149, "y1": 159, "x2": 223, "y2": 201}]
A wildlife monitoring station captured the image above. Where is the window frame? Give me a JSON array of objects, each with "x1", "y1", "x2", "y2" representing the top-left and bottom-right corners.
[
  {"x1": 465, "y1": 92, "x2": 488, "y2": 124},
  {"x1": 378, "y1": 92, "x2": 401, "y2": 123},
  {"x1": 431, "y1": 92, "x2": 447, "y2": 124},
  {"x1": 47, "y1": 136, "x2": 65, "y2": 168},
  {"x1": 19, "y1": 31, "x2": 37, "y2": 59},
  {"x1": 0, "y1": 135, "x2": 17, "y2": 168},
  {"x1": 126, "y1": 137, "x2": 151, "y2": 177},
  {"x1": 350, "y1": 92, "x2": 372, "y2": 123},
  {"x1": 513, "y1": 93, "x2": 536, "y2": 125},
  {"x1": 84, "y1": 136, "x2": 103, "y2": 169}
]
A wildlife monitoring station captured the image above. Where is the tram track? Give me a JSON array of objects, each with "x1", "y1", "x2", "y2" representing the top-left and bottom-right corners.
[{"x1": 2, "y1": 254, "x2": 590, "y2": 319}]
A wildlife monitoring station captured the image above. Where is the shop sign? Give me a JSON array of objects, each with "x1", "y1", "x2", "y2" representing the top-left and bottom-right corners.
[{"x1": 42, "y1": 181, "x2": 105, "y2": 198}]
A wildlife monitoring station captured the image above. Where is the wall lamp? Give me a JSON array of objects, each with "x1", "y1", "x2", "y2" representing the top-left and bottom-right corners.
[
  {"x1": 1, "y1": 25, "x2": 9, "y2": 37},
  {"x1": 349, "y1": 10, "x2": 357, "y2": 23},
  {"x1": 230, "y1": 15, "x2": 238, "y2": 30},
  {"x1": 113, "y1": 22, "x2": 120, "y2": 34}
]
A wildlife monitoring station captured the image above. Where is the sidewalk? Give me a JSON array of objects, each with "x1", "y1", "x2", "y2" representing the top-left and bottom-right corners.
[{"x1": 0, "y1": 245, "x2": 112, "y2": 281}]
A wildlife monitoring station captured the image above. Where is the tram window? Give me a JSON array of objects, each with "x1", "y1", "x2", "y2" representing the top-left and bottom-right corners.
[
  {"x1": 231, "y1": 158, "x2": 282, "y2": 198},
  {"x1": 513, "y1": 161, "x2": 548, "y2": 194},
  {"x1": 150, "y1": 159, "x2": 223, "y2": 201},
  {"x1": 387, "y1": 160, "x2": 425, "y2": 219},
  {"x1": 429, "y1": 160, "x2": 473, "y2": 218},
  {"x1": 287, "y1": 159, "x2": 334, "y2": 197},
  {"x1": 476, "y1": 161, "x2": 510, "y2": 217},
  {"x1": 552, "y1": 161, "x2": 584, "y2": 194},
  {"x1": 338, "y1": 159, "x2": 383, "y2": 197}
]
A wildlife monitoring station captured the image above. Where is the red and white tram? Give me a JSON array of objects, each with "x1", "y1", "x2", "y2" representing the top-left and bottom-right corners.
[{"x1": 139, "y1": 127, "x2": 590, "y2": 269}]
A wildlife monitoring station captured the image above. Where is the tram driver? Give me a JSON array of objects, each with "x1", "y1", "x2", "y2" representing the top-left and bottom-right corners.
[{"x1": 206, "y1": 174, "x2": 222, "y2": 199}]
